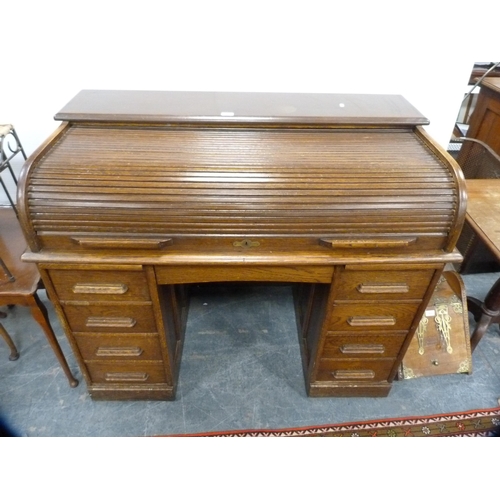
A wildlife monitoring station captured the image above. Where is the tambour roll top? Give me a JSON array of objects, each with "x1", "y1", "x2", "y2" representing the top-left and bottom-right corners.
[{"x1": 18, "y1": 90, "x2": 466, "y2": 257}]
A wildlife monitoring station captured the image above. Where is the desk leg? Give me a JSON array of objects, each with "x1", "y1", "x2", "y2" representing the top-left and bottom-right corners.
[
  {"x1": 467, "y1": 277, "x2": 500, "y2": 352},
  {"x1": 28, "y1": 293, "x2": 79, "y2": 388}
]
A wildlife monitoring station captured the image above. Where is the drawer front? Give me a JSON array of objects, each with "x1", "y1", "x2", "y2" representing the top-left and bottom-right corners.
[
  {"x1": 48, "y1": 269, "x2": 150, "y2": 301},
  {"x1": 327, "y1": 302, "x2": 421, "y2": 332},
  {"x1": 334, "y1": 269, "x2": 435, "y2": 301},
  {"x1": 156, "y1": 264, "x2": 334, "y2": 284},
  {"x1": 74, "y1": 333, "x2": 162, "y2": 361},
  {"x1": 86, "y1": 360, "x2": 166, "y2": 384},
  {"x1": 316, "y1": 358, "x2": 396, "y2": 382},
  {"x1": 322, "y1": 333, "x2": 406, "y2": 359},
  {"x1": 63, "y1": 303, "x2": 157, "y2": 333}
]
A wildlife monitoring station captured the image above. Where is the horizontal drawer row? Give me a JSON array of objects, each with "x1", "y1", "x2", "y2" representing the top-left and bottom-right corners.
[
  {"x1": 85, "y1": 360, "x2": 167, "y2": 384},
  {"x1": 48, "y1": 267, "x2": 434, "y2": 303},
  {"x1": 322, "y1": 332, "x2": 407, "y2": 359},
  {"x1": 62, "y1": 303, "x2": 156, "y2": 333},
  {"x1": 316, "y1": 358, "x2": 396, "y2": 383},
  {"x1": 326, "y1": 302, "x2": 421, "y2": 332},
  {"x1": 48, "y1": 269, "x2": 150, "y2": 301},
  {"x1": 74, "y1": 333, "x2": 162, "y2": 361},
  {"x1": 333, "y1": 268, "x2": 435, "y2": 301}
]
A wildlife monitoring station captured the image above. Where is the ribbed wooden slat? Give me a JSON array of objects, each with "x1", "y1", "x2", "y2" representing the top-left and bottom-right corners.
[{"x1": 27, "y1": 126, "x2": 457, "y2": 238}]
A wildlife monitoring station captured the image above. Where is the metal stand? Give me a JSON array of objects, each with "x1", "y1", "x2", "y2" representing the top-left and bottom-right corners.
[
  {"x1": 0, "y1": 256, "x2": 18, "y2": 360},
  {"x1": 0, "y1": 124, "x2": 27, "y2": 217}
]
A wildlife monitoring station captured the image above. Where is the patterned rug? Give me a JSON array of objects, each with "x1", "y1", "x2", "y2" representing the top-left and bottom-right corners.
[{"x1": 169, "y1": 406, "x2": 500, "y2": 437}]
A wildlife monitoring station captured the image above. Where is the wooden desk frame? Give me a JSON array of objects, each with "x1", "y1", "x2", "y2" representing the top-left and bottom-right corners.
[{"x1": 16, "y1": 91, "x2": 466, "y2": 400}]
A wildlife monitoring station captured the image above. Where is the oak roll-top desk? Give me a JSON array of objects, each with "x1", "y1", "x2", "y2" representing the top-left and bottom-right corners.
[{"x1": 17, "y1": 90, "x2": 466, "y2": 400}]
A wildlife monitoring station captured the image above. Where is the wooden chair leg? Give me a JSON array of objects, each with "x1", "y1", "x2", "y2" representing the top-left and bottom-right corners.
[
  {"x1": 28, "y1": 293, "x2": 79, "y2": 388},
  {"x1": 0, "y1": 322, "x2": 20, "y2": 360},
  {"x1": 468, "y1": 277, "x2": 500, "y2": 353}
]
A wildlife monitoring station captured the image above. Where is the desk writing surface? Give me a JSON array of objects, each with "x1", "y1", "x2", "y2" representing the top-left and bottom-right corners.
[{"x1": 465, "y1": 179, "x2": 500, "y2": 260}]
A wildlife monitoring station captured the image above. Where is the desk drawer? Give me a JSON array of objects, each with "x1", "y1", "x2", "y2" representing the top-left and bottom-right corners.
[
  {"x1": 74, "y1": 333, "x2": 162, "y2": 361},
  {"x1": 63, "y1": 303, "x2": 157, "y2": 333},
  {"x1": 327, "y1": 302, "x2": 421, "y2": 332},
  {"x1": 334, "y1": 268, "x2": 435, "y2": 301},
  {"x1": 316, "y1": 358, "x2": 396, "y2": 382},
  {"x1": 86, "y1": 360, "x2": 166, "y2": 384},
  {"x1": 48, "y1": 269, "x2": 150, "y2": 301},
  {"x1": 322, "y1": 333, "x2": 406, "y2": 359}
]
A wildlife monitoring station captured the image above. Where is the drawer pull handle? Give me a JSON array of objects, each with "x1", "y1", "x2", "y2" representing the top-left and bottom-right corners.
[
  {"x1": 72, "y1": 283, "x2": 129, "y2": 295},
  {"x1": 72, "y1": 237, "x2": 173, "y2": 249},
  {"x1": 332, "y1": 370, "x2": 375, "y2": 380},
  {"x1": 86, "y1": 316, "x2": 137, "y2": 328},
  {"x1": 319, "y1": 237, "x2": 416, "y2": 249},
  {"x1": 340, "y1": 344, "x2": 385, "y2": 354},
  {"x1": 357, "y1": 283, "x2": 409, "y2": 294},
  {"x1": 104, "y1": 372, "x2": 149, "y2": 382},
  {"x1": 96, "y1": 347, "x2": 143, "y2": 357},
  {"x1": 347, "y1": 316, "x2": 396, "y2": 327}
]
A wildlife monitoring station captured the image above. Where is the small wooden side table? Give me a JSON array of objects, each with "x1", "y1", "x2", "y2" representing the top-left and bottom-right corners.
[
  {"x1": 463, "y1": 179, "x2": 500, "y2": 351},
  {"x1": 0, "y1": 206, "x2": 78, "y2": 387}
]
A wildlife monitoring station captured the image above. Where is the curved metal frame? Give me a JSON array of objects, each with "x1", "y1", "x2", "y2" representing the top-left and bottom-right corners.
[{"x1": 0, "y1": 125, "x2": 27, "y2": 216}]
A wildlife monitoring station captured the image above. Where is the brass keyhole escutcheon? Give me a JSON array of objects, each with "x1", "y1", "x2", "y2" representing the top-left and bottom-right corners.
[{"x1": 233, "y1": 239, "x2": 260, "y2": 248}]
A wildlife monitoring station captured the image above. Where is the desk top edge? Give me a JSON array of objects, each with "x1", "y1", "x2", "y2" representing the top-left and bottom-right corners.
[
  {"x1": 54, "y1": 90, "x2": 429, "y2": 126},
  {"x1": 480, "y1": 77, "x2": 500, "y2": 94}
]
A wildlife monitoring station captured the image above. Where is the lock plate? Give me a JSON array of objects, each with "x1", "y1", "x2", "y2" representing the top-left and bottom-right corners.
[{"x1": 233, "y1": 239, "x2": 260, "y2": 248}]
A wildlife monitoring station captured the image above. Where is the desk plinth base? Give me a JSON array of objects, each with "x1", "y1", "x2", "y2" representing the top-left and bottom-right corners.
[
  {"x1": 307, "y1": 381, "x2": 392, "y2": 398},
  {"x1": 88, "y1": 384, "x2": 176, "y2": 401}
]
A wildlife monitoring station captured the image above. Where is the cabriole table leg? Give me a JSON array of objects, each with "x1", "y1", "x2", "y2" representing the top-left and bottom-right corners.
[
  {"x1": 0, "y1": 322, "x2": 20, "y2": 361},
  {"x1": 28, "y1": 293, "x2": 79, "y2": 388}
]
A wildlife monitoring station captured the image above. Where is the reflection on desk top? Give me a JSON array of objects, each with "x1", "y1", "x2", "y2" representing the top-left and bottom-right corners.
[
  {"x1": 465, "y1": 179, "x2": 500, "y2": 260},
  {"x1": 54, "y1": 90, "x2": 429, "y2": 126}
]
